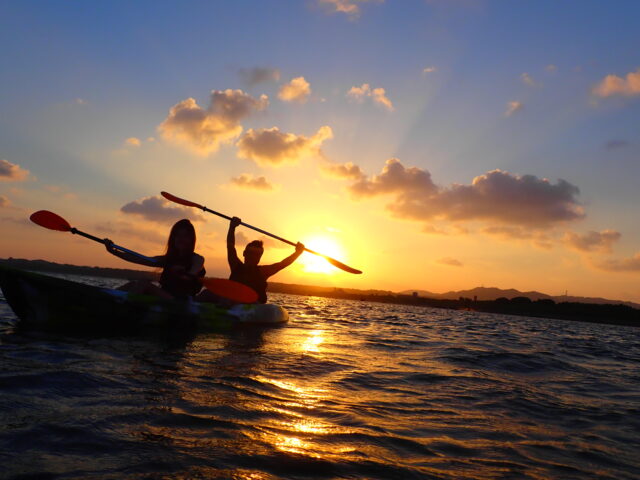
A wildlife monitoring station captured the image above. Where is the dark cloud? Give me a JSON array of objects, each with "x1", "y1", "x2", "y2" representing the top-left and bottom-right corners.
[
  {"x1": 437, "y1": 257, "x2": 463, "y2": 267},
  {"x1": 605, "y1": 139, "x2": 630, "y2": 151},
  {"x1": 347, "y1": 159, "x2": 584, "y2": 228},
  {"x1": 230, "y1": 174, "x2": 274, "y2": 191},
  {"x1": 120, "y1": 196, "x2": 204, "y2": 224},
  {"x1": 0, "y1": 159, "x2": 29, "y2": 182},
  {"x1": 236, "y1": 126, "x2": 332, "y2": 166},
  {"x1": 595, "y1": 253, "x2": 640, "y2": 273},
  {"x1": 563, "y1": 230, "x2": 621, "y2": 253},
  {"x1": 321, "y1": 161, "x2": 365, "y2": 180},
  {"x1": 239, "y1": 67, "x2": 281, "y2": 86}
]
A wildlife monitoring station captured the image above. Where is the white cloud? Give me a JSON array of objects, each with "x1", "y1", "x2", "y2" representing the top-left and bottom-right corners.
[
  {"x1": 505, "y1": 101, "x2": 523, "y2": 117},
  {"x1": 236, "y1": 126, "x2": 332, "y2": 166},
  {"x1": 121, "y1": 195, "x2": 204, "y2": 224},
  {"x1": 521, "y1": 72, "x2": 540, "y2": 87},
  {"x1": 158, "y1": 89, "x2": 269, "y2": 156},
  {"x1": 592, "y1": 68, "x2": 640, "y2": 98},
  {"x1": 347, "y1": 83, "x2": 394, "y2": 111},
  {"x1": 423, "y1": 66, "x2": 437, "y2": 75},
  {"x1": 318, "y1": 0, "x2": 381, "y2": 19},
  {"x1": 591, "y1": 68, "x2": 640, "y2": 98},
  {"x1": 125, "y1": 137, "x2": 141, "y2": 147},
  {"x1": 0, "y1": 159, "x2": 30, "y2": 182},
  {"x1": 229, "y1": 174, "x2": 275, "y2": 191},
  {"x1": 545, "y1": 64, "x2": 557, "y2": 73},
  {"x1": 278, "y1": 76, "x2": 311, "y2": 103}
]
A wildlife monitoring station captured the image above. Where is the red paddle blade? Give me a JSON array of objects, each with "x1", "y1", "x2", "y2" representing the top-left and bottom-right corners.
[
  {"x1": 30, "y1": 210, "x2": 72, "y2": 232},
  {"x1": 161, "y1": 191, "x2": 203, "y2": 209},
  {"x1": 201, "y1": 277, "x2": 259, "y2": 304}
]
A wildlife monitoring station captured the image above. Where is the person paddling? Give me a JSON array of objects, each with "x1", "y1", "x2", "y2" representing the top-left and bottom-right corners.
[
  {"x1": 105, "y1": 219, "x2": 205, "y2": 300},
  {"x1": 226, "y1": 216, "x2": 304, "y2": 303}
]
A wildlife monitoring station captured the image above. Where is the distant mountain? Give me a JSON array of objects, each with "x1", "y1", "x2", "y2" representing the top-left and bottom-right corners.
[{"x1": 401, "y1": 286, "x2": 640, "y2": 309}]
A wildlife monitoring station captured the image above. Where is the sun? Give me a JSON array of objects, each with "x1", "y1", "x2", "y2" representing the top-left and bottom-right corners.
[{"x1": 299, "y1": 236, "x2": 344, "y2": 274}]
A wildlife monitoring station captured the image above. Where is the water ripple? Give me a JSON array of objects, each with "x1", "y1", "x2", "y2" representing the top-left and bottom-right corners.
[{"x1": 1, "y1": 278, "x2": 639, "y2": 479}]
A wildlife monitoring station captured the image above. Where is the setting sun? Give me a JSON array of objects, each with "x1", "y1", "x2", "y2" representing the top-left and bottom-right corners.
[{"x1": 299, "y1": 237, "x2": 345, "y2": 274}]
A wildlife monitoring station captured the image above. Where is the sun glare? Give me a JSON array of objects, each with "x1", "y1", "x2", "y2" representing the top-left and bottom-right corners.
[{"x1": 300, "y1": 236, "x2": 344, "y2": 274}]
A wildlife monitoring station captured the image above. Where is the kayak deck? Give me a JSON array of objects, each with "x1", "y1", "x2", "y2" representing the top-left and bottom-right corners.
[{"x1": 0, "y1": 266, "x2": 288, "y2": 335}]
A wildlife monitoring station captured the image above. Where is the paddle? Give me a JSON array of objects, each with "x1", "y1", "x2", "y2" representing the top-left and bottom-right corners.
[
  {"x1": 29, "y1": 210, "x2": 259, "y2": 302},
  {"x1": 30, "y1": 210, "x2": 158, "y2": 264},
  {"x1": 201, "y1": 277, "x2": 258, "y2": 303},
  {"x1": 161, "y1": 191, "x2": 363, "y2": 274}
]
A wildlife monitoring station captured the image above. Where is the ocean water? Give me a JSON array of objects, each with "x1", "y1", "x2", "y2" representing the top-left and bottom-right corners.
[{"x1": 1, "y1": 275, "x2": 639, "y2": 480}]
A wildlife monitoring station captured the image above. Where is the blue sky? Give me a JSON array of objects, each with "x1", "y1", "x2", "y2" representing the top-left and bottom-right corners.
[{"x1": 2, "y1": 0, "x2": 640, "y2": 300}]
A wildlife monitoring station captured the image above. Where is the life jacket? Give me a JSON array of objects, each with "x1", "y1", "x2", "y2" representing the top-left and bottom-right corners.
[
  {"x1": 229, "y1": 263, "x2": 267, "y2": 303},
  {"x1": 159, "y1": 254, "x2": 205, "y2": 299}
]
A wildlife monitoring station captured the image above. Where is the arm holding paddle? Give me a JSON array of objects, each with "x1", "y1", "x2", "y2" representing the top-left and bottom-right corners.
[
  {"x1": 104, "y1": 239, "x2": 161, "y2": 268},
  {"x1": 227, "y1": 217, "x2": 242, "y2": 269},
  {"x1": 261, "y1": 242, "x2": 305, "y2": 278},
  {"x1": 161, "y1": 191, "x2": 362, "y2": 274}
]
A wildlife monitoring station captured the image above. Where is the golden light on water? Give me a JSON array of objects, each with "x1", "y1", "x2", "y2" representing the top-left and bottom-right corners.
[{"x1": 300, "y1": 329, "x2": 325, "y2": 353}]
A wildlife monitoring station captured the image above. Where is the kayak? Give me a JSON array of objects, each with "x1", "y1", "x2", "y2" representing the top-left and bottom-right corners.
[{"x1": 0, "y1": 266, "x2": 288, "y2": 335}]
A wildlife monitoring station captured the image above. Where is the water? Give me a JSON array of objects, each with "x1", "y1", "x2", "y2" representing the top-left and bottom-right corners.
[{"x1": 1, "y1": 274, "x2": 639, "y2": 479}]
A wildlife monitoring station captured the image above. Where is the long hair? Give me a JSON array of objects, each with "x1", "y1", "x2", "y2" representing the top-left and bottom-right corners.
[{"x1": 164, "y1": 219, "x2": 196, "y2": 264}]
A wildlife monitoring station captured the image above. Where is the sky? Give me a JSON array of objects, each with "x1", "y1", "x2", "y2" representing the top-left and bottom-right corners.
[{"x1": 1, "y1": 0, "x2": 640, "y2": 301}]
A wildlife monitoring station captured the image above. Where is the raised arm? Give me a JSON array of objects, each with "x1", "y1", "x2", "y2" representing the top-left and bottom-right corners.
[
  {"x1": 261, "y1": 242, "x2": 305, "y2": 278},
  {"x1": 104, "y1": 239, "x2": 161, "y2": 268},
  {"x1": 227, "y1": 217, "x2": 242, "y2": 269}
]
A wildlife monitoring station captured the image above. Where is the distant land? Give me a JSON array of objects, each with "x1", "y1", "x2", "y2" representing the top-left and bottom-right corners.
[
  {"x1": 399, "y1": 288, "x2": 640, "y2": 310},
  {"x1": 1, "y1": 258, "x2": 638, "y2": 327}
]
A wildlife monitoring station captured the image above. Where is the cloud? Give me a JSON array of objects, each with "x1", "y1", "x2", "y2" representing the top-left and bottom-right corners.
[
  {"x1": 0, "y1": 159, "x2": 30, "y2": 182},
  {"x1": 229, "y1": 174, "x2": 275, "y2": 191},
  {"x1": 239, "y1": 67, "x2": 281, "y2": 86},
  {"x1": 125, "y1": 137, "x2": 141, "y2": 147},
  {"x1": 605, "y1": 139, "x2": 629, "y2": 151},
  {"x1": 318, "y1": 0, "x2": 380, "y2": 19},
  {"x1": 44, "y1": 185, "x2": 77, "y2": 200},
  {"x1": 0, "y1": 195, "x2": 10, "y2": 207},
  {"x1": 347, "y1": 83, "x2": 394, "y2": 111},
  {"x1": 423, "y1": 66, "x2": 437, "y2": 75},
  {"x1": 563, "y1": 230, "x2": 621, "y2": 253},
  {"x1": 481, "y1": 226, "x2": 554, "y2": 249},
  {"x1": 95, "y1": 220, "x2": 166, "y2": 245},
  {"x1": 320, "y1": 161, "x2": 365, "y2": 180},
  {"x1": 75, "y1": 98, "x2": 88, "y2": 105},
  {"x1": 121, "y1": 195, "x2": 204, "y2": 224},
  {"x1": 592, "y1": 68, "x2": 640, "y2": 98},
  {"x1": 595, "y1": 253, "x2": 640, "y2": 273},
  {"x1": 347, "y1": 159, "x2": 584, "y2": 228},
  {"x1": 545, "y1": 64, "x2": 557, "y2": 73},
  {"x1": 278, "y1": 76, "x2": 311, "y2": 103},
  {"x1": 236, "y1": 125, "x2": 332, "y2": 166},
  {"x1": 437, "y1": 257, "x2": 463, "y2": 267},
  {"x1": 158, "y1": 89, "x2": 268, "y2": 156},
  {"x1": 521, "y1": 73, "x2": 540, "y2": 87},
  {"x1": 505, "y1": 101, "x2": 523, "y2": 117}
]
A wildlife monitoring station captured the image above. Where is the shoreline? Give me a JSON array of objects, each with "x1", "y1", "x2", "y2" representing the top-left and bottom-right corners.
[{"x1": 2, "y1": 258, "x2": 638, "y2": 327}]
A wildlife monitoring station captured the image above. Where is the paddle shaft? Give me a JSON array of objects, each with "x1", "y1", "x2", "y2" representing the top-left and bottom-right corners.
[
  {"x1": 199, "y1": 206, "x2": 330, "y2": 259},
  {"x1": 70, "y1": 228, "x2": 158, "y2": 264}
]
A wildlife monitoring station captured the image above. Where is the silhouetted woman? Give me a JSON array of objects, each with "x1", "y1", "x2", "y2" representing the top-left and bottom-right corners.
[{"x1": 105, "y1": 219, "x2": 205, "y2": 300}]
